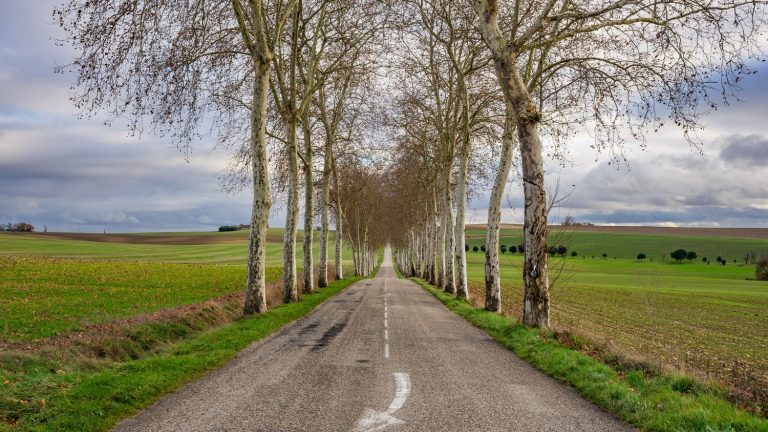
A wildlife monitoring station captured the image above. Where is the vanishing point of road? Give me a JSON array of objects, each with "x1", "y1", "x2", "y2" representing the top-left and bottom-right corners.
[{"x1": 115, "y1": 248, "x2": 634, "y2": 432}]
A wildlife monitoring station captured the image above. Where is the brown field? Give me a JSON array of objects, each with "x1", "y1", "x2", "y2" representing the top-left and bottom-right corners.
[
  {"x1": 465, "y1": 223, "x2": 768, "y2": 240},
  {"x1": 20, "y1": 231, "x2": 253, "y2": 245}
]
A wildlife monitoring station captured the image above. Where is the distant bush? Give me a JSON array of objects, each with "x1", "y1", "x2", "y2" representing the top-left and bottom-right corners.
[
  {"x1": 472, "y1": 246, "x2": 479, "y2": 252},
  {"x1": 557, "y1": 245, "x2": 568, "y2": 256},
  {"x1": 465, "y1": 244, "x2": 469, "y2": 252},
  {"x1": 602, "y1": 253, "x2": 607, "y2": 259},
  {"x1": 756, "y1": 257, "x2": 768, "y2": 281},
  {"x1": 500, "y1": 244, "x2": 507, "y2": 253},
  {"x1": 480, "y1": 245, "x2": 486, "y2": 252},
  {"x1": 686, "y1": 251, "x2": 697, "y2": 262},
  {"x1": 571, "y1": 251, "x2": 577, "y2": 257},
  {"x1": 517, "y1": 244, "x2": 524, "y2": 253},
  {"x1": 671, "y1": 249, "x2": 688, "y2": 262},
  {"x1": 218, "y1": 226, "x2": 239, "y2": 232},
  {"x1": 637, "y1": 253, "x2": 646, "y2": 262},
  {"x1": 509, "y1": 245, "x2": 517, "y2": 254}
]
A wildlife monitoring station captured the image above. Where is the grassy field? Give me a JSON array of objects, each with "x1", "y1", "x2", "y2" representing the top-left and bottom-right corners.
[
  {"x1": 0, "y1": 230, "x2": 350, "y2": 342},
  {"x1": 0, "y1": 228, "x2": 359, "y2": 430},
  {"x1": 463, "y1": 227, "x2": 768, "y2": 414}
]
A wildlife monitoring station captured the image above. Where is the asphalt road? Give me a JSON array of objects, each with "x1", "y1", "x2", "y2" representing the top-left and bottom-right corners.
[{"x1": 115, "y1": 248, "x2": 634, "y2": 432}]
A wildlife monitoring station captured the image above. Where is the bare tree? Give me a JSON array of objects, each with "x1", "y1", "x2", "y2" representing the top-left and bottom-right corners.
[
  {"x1": 55, "y1": 0, "x2": 299, "y2": 315},
  {"x1": 471, "y1": 0, "x2": 767, "y2": 327}
]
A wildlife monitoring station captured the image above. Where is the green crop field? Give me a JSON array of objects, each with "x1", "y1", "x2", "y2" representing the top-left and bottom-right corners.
[
  {"x1": 462, "y1": 227, "x2": 768, "y2": 411},
  {"x1": 0, "y1": 229, "x2": 350, "y2": 342}
]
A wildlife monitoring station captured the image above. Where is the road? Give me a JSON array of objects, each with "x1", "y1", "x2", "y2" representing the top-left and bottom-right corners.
[{"x1": 115, "y1": 247, "x2": 634, "y2": 432}]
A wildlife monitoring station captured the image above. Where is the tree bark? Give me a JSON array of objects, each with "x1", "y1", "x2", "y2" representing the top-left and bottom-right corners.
[
  {"x1": 318, "y1": 137, "x2": 332, "y2": 288},
  {"x1": 302, "y1": 115, "x2": 315, "y2": 294},
  {"x1": 283, "y1": 117, "x2": 300, "y2": 303},
  {"x1": 454, "y1": 147, "x2": 469, "y2": 299},
  {"x1": 333, "y1": 163, "x2": 344, "y2": 280},
  {"x1": 244, "y1": 64, "x2": 272, "y2": 315},
  {"x1": 444, "y1": 177, "x2": 456, "y2": 295},
  {"x1": 484, "y1": 103, "x2": 516, "y2": 312}
]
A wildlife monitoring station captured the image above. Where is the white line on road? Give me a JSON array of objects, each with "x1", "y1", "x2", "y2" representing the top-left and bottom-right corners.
[
  {"x1": 384, "y1": 329, "x2": 388, "y2": 340},
  {"x1": 384, "y1": 343, "x2": 389, "y2": 359},
  {"x1": 351, "y1": 373, "x2": 411, "y2": 432}
]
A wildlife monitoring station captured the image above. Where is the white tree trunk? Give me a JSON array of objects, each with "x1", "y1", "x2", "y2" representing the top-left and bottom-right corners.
[
  {"x1": 302, "y1": 118, "x2": 315, "y2": 294},
  {"x1": 484, "y1": 103, "x2": 516, "y2": 312},
  {"x1": 283, "y1": 117, "x2": 300, "y2": 303},
  {"x1": 454, "y1": 149, "x2": 469, "y2": 299},
  {"x1": 444, "y1": 178, "x2": 456, "y2": 295},
  {"x1": 244, "y1": 64, "x2": 272, "y2": 315},
  {"x1": 318, "y1": 137, "x2": 332, "y2": 288}
]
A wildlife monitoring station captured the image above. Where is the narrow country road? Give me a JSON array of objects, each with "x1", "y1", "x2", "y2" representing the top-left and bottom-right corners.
[{"x1": 115, "y1": 248, "x2": 634, "y2": 432}]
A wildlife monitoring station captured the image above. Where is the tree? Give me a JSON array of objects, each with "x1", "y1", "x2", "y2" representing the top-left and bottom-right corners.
[
  {"x1": 55, "y1": 0, "x2": 300, "y2": 316},
  {"x1": 756, "y1": 256, "x2": 768, "y2": 281},
  {"x1": 686, "y1": 251, "x2": 698, "y2": 262},
  {"x1": 602, "y1": 253, "x2": 607, "y2": 259},
  {"x1": 473, "y1": 245, "x2": 479, "y2": 252},
  {"x1": 671, "y1": 249, "x2": 688, "y2": 262},
  {"x1": 509, "y1": 245, "x2": 517, "y2": 254},
  {"x1": 571, "y1": 251, "x2": 577, "y2": 257},
  {"x1": 557, "y1": 245, "x2": 567, "y2": 256},
  {"x1": 500, "y1": 244, "x2": 507, "y2": 254},
  {"x1": 480, "y1": 244, "x2": 486, "y2": 252},
  {"x1": 637, "y1": 253, "x2": 647, "y2": 262},
  {"x1": 465, "y1": 244, "x2": 469, "y2": 252},
  {"x1": 470, "y1": 0, "x2": 768, "y2": 329}
]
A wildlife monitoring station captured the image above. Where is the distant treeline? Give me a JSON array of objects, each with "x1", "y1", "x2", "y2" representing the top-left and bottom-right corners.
[
  {"x1": 218, "y1": 224, "x2": 250, "y2": 232},
  {"x1": 0, "y1": 222, "x2": 35, "y2": 232}
]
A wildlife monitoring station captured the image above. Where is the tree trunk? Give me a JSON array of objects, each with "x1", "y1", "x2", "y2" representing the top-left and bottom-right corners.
[
  {"x1": 244, "y1": 63, "x2": 272, "y2": 315},
  {"x1": 318, "y1": 137, "x2": 332, "y2": 288},
  {"x1": 475, "y1": 0, "x2": 550, "y2": 328},
  {"x1": 283, "y1": 117, "x2": 300, "y2": 303},
  {"x1": 434, "y1": 189, "x2": 444, "y2": 287},
  {"x1": 455, "y1": 148, "x2": 469, "y2": 300},
  {"x1": 444, "y1": 177, "x2": 456, "y2": 295},
  {"x1": 333, "y1": 161, "x2": 344, "y2": 280},
  {"x1": 518, "y1": 119, "x2": 550, "y2": 328},
  {"x1": 484, "y1": 103, "x2": 516, "y2": 312},
  {"x1": 302, "y1": 116, "x2": 315, "y2": 294}
]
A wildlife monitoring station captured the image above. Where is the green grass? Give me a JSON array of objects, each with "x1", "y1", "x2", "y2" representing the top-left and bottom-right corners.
[
  {"x1": 415, "y1": 279, "x2": 768, "y2": 432},
  {"x1": 0, "y1": 276, "x2": 361, "y2": 431},
  {"x1": 0, "y1": 230, "x2": 352, "y2": 341},
  {"x1": 464, "y1": 228, "x2": 768, "y2": 262},
  {"x1": 459, "y1": 228, "x2": 768, "y2": 415}
]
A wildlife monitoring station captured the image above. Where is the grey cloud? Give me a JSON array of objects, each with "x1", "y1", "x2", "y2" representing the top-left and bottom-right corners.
[{"x1": 718, "y1": 134, "x2": 768, "y2": 167}]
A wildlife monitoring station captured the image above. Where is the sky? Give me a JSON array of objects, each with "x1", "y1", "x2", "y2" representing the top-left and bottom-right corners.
[{"x1": 1, "y1": 2, "x2": 768, "y2": 233}]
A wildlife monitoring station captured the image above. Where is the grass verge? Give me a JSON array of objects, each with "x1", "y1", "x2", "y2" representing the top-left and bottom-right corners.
[
  {"x1": 411, "y1": 278, "x2": 768, "y2": 432},
  {"x1": 0, "y1": 276, "x2": 361, "y2": 432}
]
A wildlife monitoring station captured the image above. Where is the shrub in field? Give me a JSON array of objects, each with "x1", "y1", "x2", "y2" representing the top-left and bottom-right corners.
[
  {"x1": 571, "y1": 251, "x2": 577, "y2": 257},
  {"x1": 480, "y1": 245, "x2": 486, "y2": 252},
  {"x1": 602, "y1": 253, "x2": 607, "y2": 259},
  {"x1": 686, "y1": 250, "x2": 698, "y2": 262},
  {"x1": 518, "y1": 244, "x2": 525, "y2": 253},
  {"x1": 557, "y1": 245, "x2": 567, "y2": 256},
  {"x1": 637, "y1": 253, "x2": 646, "y2": 262},
  {"x1": 509, "y1": 245, "x2": 517, "y2": 253},
  {"x1": 465, "y1": 244, "x2": 469, "y2": 252},
  {"x1": 500, "y1": 244, "x2": 507, "y2": 253},
  {"x1": 472, "y1": 246, "x2": 479, "y2": 252},
  {"x1": 756, "y1": 257, "x2": 768, "y2": 281},
  {"x1": 671, "y1": 249, "x2": 688, "y2": 262}
]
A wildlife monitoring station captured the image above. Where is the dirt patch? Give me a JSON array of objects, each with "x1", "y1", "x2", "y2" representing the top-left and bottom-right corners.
[
  {"x1": 465, "y1": 224, "x2": 768, "y2": 240},
  {"x1": 15, "y1": 231, "x2": 251, "y2": 245}
]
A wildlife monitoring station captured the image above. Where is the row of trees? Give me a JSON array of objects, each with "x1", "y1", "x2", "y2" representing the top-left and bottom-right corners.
[
  {"x1": 0, "y1": 223, "x2": 35, "y2": 232},
  {"x1": 57, "y1": 0, "x2": 767, "y2": 328},
  {"x1": 389, "y1": 0, "x2": 766, "y2": 328}
]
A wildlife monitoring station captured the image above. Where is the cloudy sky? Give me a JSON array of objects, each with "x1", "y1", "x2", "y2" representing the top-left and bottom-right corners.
[{"x1": 2, "y1": 2, "x2": 768, "y2": 232}]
